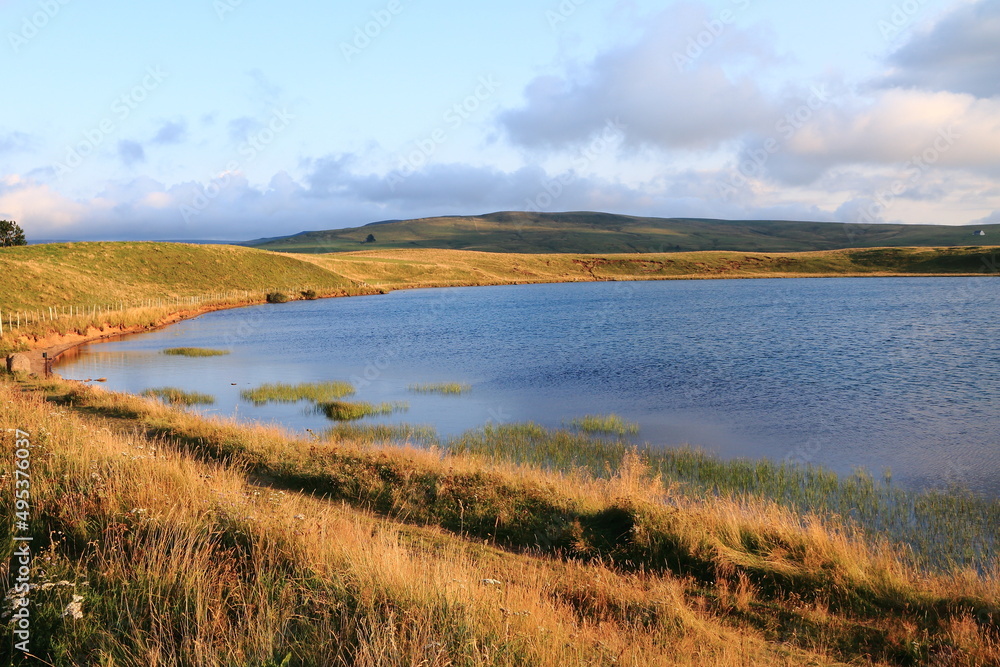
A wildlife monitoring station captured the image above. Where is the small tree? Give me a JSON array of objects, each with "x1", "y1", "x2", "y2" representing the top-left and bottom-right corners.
[
  {"x1": 364, "y1": 233, "x2": 376, "y2": 244},
  {"x1": 0, "y1": 220, "x2": 26, "y2": 247}
]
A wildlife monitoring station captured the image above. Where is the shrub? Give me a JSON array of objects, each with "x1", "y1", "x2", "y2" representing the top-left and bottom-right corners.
[
  {"x1": 301, "y1": 289, "x2": 318, "y2": 300},
  {"x1": 266, "y1": 292, "x2": 290, "y2": 304}
]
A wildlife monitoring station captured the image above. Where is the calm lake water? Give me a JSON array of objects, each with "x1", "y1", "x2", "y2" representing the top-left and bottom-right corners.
[{"x1": 56, "y1": 278, "x2": 1000, "y2": 495}]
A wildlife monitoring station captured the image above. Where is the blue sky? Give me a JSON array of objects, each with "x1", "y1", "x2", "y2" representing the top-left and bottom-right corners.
[{"x1": 2, "y1": 0, "x2": 999, "y2": 241}]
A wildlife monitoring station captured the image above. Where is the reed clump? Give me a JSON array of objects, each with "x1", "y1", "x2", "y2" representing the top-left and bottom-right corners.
[
  {"x1": 161, "y1": 347, "x2": 230, "y2": 357},
  {"x1": 316, "y1": 400, "x2": 408, "y2": 421},
  {"x1": 140, "y1": 387, "x2": 216, "y2": 405},
  {"x1": 240, "y1": 381, "x2": 355, "y2": 405},
  {"x1": 567, "y1": 413, "x2": 639, "y2": 435},
  {"x1": 408, "y1": 382, "x2": 472, "y2": 395}
]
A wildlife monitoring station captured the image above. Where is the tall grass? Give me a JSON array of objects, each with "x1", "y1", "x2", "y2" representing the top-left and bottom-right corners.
[
  {"x1": 140, "y1": 387, "x2": 216, "y2": 405},
  {"x1": 321, "y1": 423, "x2": 438, "y2": 447},
  {"x1": 240, "y1": 381, "x2": 355, "y2": 405},
  {"x1": 5, "y1": 377, "x2": 999, "y2": 666},
  {"x1": 161, "y1": 347, "x2": 230, "y2": 357},
  {"x1": 447, "y1": 423, "x2": 1000, "y2": 573}
]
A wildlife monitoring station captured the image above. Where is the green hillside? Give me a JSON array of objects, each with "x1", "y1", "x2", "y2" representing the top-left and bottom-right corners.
[
  {"x1": 247, "y1": 211, "x2": 999, "y2": 254},
  {"x1": 0, "y1": 242, "x2": 358, "y2": 311}
]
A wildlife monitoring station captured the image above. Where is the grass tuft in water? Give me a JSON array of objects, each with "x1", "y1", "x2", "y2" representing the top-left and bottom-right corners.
[
  {"x1": 567, "y1": 414, "x2": 639, "y2": 436},
  {"x1": 141, "y1": 387, "x2": 216, "y2": 405},
  {"x1": 161, "y1": 347, "x2": 230, "y2": 357},
  {"x1": 241, "y1": 381, "x2": 355, "y2": 405},
  {"x1": 408, "y1": 383, "x2": 472, "y2": 395},
  {"x1": 316, "y1": 400, "x2": 408, "y2": 422}
]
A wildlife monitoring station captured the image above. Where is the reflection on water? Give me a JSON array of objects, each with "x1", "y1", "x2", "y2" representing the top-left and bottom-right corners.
[{"x1": 57, "y1": 278, "x2": 1000, "y2": 495}]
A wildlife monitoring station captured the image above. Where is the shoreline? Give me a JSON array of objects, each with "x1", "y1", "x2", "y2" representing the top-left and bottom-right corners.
[
  {"x1": 20, "y1": 299, "x2": 276, "y2": 376},
  {"x1": 14, "y1": 268, "x2": 998, "y2": 376}
]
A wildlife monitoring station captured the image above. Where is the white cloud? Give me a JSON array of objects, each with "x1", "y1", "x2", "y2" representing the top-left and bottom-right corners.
[
  {"x1": 757, "y1": 89, "x2": 1000, "y2": 183},
  {"x1": 0, "y1": 175, "x2": 90, "y2": 233},
  {"x1": 500, "y1": 4, "x2": 785, "y2": 152}
]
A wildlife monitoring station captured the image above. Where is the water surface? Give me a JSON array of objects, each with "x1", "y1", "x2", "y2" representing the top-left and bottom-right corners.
[{"x1": 57, "y1": 278, "x2": 1000, "y2": 495}]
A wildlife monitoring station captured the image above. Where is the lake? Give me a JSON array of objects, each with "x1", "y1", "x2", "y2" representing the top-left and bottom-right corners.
[{"x1": 56, "y1": 277, "x2": 1000, "y2": 495}]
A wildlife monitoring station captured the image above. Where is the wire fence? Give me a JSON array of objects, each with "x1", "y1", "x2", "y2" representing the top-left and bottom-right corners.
[{"x1": 0, "y1": 287, "x2": 337, "y2": 343}]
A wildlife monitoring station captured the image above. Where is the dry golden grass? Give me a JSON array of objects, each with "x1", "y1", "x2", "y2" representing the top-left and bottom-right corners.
[
  {"x1": 0, "y1": 378, "x2": 853, "y2": 666},
  {"x1": 2, "y1": 376, "x2": 998, "y2": 665},
  {"x1": 300, "y1": 246, "x2": 1000, "y2": 291}
]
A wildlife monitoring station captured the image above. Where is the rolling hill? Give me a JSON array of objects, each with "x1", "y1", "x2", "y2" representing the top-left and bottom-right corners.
[{"x1": 246, "y1": 211, "x2": 999, "y2": 254}]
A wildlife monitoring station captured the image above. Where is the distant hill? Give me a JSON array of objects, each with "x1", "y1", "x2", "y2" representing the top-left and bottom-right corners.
[{"x1": 245, "y1": 211, "x2": 999, "y2": 254}]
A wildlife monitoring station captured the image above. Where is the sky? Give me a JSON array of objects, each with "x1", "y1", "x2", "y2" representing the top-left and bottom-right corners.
[{"x1": 2, "y1": 0, "x2": 1000, "y2": 241}]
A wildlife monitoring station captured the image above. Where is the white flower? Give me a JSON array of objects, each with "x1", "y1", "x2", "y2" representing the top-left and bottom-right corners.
[
  {"x1": 62, "y1": 595, "x2": 84, "y2": 619},
  {"x1": 40, "y1": 581, "x2": 74, "y2": 591}
]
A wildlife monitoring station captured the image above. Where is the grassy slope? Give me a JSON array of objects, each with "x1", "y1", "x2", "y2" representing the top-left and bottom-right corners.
[
  {"x1": 249, "y1": 211, "x2": 1000, "y2": 254},
  {"x1": 2, "y1": 376, "x2": 998, "y2": 666},
  {"x1": 3, "y1": 243, "x2": 997, "y2": 313},
  {"x1": 304, "y1": 246, "x2": 1000, "y2": 289},
  {"x1": 0, "y1": 242, "x2": 359, "y2": 311}
]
